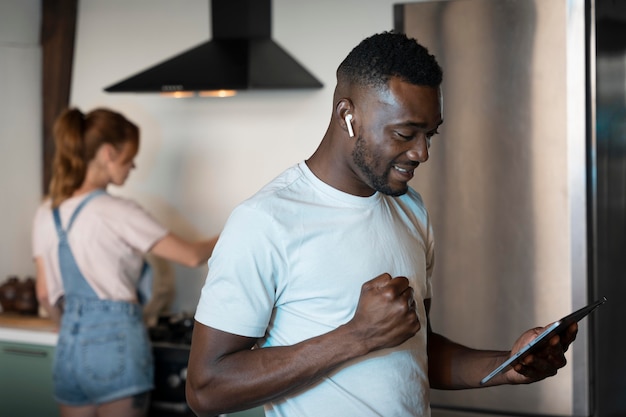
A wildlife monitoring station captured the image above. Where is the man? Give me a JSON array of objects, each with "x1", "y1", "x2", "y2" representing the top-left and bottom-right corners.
[{"x1": 186, "y1": 32, "x2": 576, "y2": 417}]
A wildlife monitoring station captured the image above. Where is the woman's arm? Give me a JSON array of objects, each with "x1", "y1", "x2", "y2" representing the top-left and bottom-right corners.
[
  {"x1": 34, "y1": 257, "x2": 61, "y2": 327},
  {"x1": 149, "y1": 233, "x2": 219, "y2": 267}
]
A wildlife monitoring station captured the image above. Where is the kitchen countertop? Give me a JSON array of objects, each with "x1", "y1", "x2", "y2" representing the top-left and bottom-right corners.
[{"x1": 0, "y1": 313, "x2": 58, "y2": 346}]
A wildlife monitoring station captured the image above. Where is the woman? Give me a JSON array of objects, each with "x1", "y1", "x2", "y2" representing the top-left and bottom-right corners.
[{"x1": 32, "y1": 107, "x2": 218, "y2": 417}]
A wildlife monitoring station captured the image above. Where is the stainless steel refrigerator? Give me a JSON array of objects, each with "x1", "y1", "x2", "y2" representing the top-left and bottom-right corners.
[{"x1": 394, "y1": 0, "x2": 626, "y2": 416}]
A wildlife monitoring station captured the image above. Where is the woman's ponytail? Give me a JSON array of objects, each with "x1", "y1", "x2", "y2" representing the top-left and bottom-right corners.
[{"x1": 48, "y1": 108, "x2": 87, "y2": 208}]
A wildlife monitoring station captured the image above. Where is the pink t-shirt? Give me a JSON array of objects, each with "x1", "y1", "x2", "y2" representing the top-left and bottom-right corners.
[{"x1": 32, "y1": 192, "x2": 168, "y2": 304}]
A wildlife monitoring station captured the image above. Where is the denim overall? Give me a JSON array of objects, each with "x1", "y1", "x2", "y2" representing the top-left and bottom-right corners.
[{"x1": 51, "y1": 190, "x2": 154, "y2": 405}]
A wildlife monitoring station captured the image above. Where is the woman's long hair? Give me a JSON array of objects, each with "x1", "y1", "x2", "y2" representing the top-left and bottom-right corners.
[{"x1": 48, "y1": 108, "x2": 139, "y2": 208}]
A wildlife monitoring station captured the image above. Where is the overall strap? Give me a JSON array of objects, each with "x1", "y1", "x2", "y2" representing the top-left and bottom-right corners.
[
  {"x1": 52, "y1": 189, "x2": 107, "y2": 302},
  {"x1": 52, "y1": 189, "x2": 106, "y2": 236},
  {"x1": 66, "y1": 189, "x2": 106, "y2": 232},
  {"x1": 52, "y1": 209, "x2": 64, "y2": 239}
]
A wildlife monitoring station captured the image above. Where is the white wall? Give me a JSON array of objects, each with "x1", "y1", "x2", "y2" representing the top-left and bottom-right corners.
[
  {"x1": 9, "y1": 0, "x2": 393, "y2": 311},
  {"x1": 0, "y1": 1, "x2": 41, "y2": 286}
]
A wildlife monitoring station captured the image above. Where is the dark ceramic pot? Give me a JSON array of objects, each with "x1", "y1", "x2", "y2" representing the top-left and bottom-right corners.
[
  {"x1": 0, "y1": 276, "x2": 20, "y2": 313},
  {"x1": 14, "y1": 277, "x2": 39, "y2": 315}
]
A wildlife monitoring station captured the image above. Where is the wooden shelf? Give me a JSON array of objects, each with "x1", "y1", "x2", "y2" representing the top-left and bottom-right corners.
[{"x1": 0, "y1": 313, "x2": 56, "y2": 332}]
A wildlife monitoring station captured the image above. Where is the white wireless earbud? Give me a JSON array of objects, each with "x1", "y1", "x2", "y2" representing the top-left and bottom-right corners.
[{"x1": 345, "y1": 114, "x2": 354, "y2": 137}]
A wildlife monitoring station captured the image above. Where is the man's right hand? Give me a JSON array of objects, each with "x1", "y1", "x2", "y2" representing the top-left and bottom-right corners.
[{"x1": 347, "y1": 273, "x2": 421, "y2": 353}]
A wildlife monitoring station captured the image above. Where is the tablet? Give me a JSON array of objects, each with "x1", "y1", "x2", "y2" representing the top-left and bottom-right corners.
[{"x1": 480, "y1": 296, "x2": 607, "y2": 385}]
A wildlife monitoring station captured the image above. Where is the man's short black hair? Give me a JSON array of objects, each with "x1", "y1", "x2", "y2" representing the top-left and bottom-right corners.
[{"x1": 337, "y1": 31, "x2": 443, "y2": 89}]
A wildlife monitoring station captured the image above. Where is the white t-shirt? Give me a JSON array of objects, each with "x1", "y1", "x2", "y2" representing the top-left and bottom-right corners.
[
  {"x1": 32, "y1": 192, "x2": 168, "y2": 304},
  {"x1": 195, "y1": 162, "x2": 435, "y2": 417}
]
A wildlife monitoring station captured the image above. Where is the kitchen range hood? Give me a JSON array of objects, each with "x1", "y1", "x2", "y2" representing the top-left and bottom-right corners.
[{"x1": 104, "y1": 0, "x2": 323, "y2": 97}]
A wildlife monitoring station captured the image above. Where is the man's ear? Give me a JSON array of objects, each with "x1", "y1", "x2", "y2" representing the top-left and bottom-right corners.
[{"x1": 336, "y1": 98, "x2": 355, "y2": 137}]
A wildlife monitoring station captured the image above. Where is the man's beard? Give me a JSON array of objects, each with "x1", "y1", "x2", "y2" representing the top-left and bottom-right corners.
[{"x1": 351, "y1": 135, "x2": 408, "y2": 197}]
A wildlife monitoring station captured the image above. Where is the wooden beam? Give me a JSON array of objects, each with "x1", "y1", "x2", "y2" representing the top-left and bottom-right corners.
[{"x1": 41, "y1": 0, "x2": 78, "y2": 195}]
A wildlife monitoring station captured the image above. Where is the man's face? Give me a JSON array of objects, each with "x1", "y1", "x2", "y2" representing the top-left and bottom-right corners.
[{"x1": 349, "y1": 78, "x2": 443, "y2": 197}]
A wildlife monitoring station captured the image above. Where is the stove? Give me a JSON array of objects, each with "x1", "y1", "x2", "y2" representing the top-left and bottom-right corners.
[
  {"x1": 148, "y1": 313, "x2": 196, "y2": 417},
  {"x1": 149, "y1": 312, "x2": 194, "y2": 346}
]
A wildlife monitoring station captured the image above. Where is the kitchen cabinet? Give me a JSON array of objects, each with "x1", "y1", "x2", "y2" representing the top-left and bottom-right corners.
[
  {"x1": 0, "y1": 315, "x2": 59, "y2": 417},
  {"x1": 0, "y1": 340, "x2": 59, "y2": 417}
]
